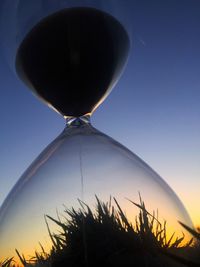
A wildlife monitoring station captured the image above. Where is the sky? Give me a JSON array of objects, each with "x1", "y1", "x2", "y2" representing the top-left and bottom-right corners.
[{"x1": 0, "y1": 0, "x2": 200, "y2": 230}]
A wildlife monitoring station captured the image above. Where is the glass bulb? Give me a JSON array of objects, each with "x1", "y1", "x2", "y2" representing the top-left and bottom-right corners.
[{"x1": 0, "y1": 117, "x2": 193, "y2": 264}]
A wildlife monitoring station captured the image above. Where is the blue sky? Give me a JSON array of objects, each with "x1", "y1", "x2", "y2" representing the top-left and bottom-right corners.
[{"x1": 0, "y1": 0, "x2": 200, "y2": 225}]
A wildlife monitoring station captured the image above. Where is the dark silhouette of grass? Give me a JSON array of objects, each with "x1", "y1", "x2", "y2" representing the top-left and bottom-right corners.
[{"x1": 1, "y1": 196, "x2": 200, "y2": 267}]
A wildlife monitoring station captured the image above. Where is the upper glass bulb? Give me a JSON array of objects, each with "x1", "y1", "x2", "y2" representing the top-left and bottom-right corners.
[{"x1": 16, "y1": 7, "x2": 130, "y2": 117}]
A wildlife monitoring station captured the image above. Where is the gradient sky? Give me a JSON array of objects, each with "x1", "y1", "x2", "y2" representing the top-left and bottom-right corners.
[{"x1": 0, "y1": 0, "x2": 200, "y2": 227}]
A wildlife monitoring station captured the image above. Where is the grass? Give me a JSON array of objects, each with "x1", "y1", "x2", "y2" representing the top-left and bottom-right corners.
[{"x1": 1, "y1": 196, "x2": 200, "y2": 267}]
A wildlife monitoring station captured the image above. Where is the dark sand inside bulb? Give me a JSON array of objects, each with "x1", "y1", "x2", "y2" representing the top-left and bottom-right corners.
[{"x1": 16, "y1": 7, "x2": 130, "y2": 117}]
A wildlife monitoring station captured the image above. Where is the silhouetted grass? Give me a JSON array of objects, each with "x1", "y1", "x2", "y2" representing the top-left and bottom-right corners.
[{"x1": 1, "y1": 196, "x2": 200, "y2": 267}]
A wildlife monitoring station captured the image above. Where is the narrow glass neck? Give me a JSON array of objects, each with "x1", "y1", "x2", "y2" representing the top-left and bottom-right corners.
[{"x1": 65, "y1": 114, "x2": 91, "y2": 127}]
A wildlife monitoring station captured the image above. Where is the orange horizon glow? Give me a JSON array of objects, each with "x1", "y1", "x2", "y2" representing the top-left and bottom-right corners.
[
  {"x1": 0, "y1": 239, "x2": 52, "y2": 267},
  {"x1": 0, "y1": 199, "x2": 195, "y2": 266}
]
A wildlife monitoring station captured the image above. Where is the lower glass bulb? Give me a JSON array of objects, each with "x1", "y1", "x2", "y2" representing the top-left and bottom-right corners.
[{"x1": 0, "y1": 118, "x2": 193, "y2": 265}]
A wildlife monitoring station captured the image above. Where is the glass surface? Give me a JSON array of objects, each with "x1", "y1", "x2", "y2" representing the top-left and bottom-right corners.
[
  {"x1": 0, "y1": 1, "x2": 194, "y2": 266},
  {"x1": 0, "y1": 118, "x2": 193, "y2": 264}
]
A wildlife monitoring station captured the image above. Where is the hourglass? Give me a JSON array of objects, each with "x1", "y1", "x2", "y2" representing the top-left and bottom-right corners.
[{"x1": 0, "y1": 4, "x2": 193, "y2": 266}]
